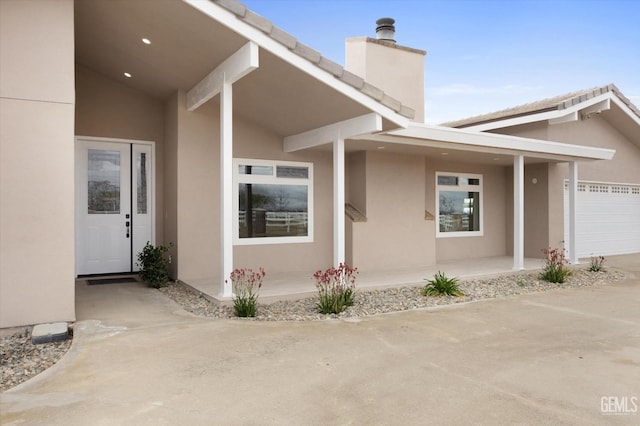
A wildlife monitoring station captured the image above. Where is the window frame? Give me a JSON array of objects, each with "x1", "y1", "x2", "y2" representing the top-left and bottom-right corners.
[
  {"x1": 233, "y1": 158, "x2": 313, "y2": 245},
  {"x1": 436, "y1": 171, "x2": 483, "y2": 238}
]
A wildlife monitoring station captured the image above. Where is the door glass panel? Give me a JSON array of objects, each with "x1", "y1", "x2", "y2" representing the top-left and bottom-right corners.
[
  {"x1": 88, "y1": 149, "x2": 121, "y2": 214},
  {"x1": 137, "y1": 152, "x2": 147, "y2": 214}
]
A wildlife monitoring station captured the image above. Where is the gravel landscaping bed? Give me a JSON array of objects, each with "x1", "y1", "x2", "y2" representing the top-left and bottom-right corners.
[
  {"x1": 0, "y1": 267, "x2": 624, "y2": 392},
  {"x1": 159, "y1": 268, "x2": 625, "y2": 321},
  {"x1": 1, "y1": 328, "x2": 72, "y2": 392}
]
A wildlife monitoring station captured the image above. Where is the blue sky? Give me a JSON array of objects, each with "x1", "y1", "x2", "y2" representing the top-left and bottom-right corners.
[{"x1": 242, "y1": 0, "x2": 640, "y2": 124}]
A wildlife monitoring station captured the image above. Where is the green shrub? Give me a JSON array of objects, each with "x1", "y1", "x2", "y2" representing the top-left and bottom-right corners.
[
  {"x1": 423, "y1": 271, "x2": 463, "y2": 296},
  {"x1": 228, "y1": 267, "x2": 265, "y2": 318},
  {"x1": 540, "y1": 247, "x2": 572, "y2": 283},
  {"x1": 588, "y1": 255, "x2": 606, "y2": 272},
  {"x1": 137, "y1": 242, "x2": 173, "y2": 288},
  {"x1": 313, "y1": 263, "x2": 358, "y2": 314}
]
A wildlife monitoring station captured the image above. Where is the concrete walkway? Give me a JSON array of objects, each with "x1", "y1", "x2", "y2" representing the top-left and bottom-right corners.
[{"x1": 1, "y1": 255, "x2": 639, "y2": 425}]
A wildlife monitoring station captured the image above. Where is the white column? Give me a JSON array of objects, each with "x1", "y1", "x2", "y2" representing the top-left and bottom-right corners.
[
  {"x1": 513, "y1": 155, "x2": 525, "y2": 270},
  {"x1": 568, "y1": 161, "x2": 578, "y2": 264},
  {"x1": 333, "y1": 137, "x2": 345, "y2": 266},
  {"x1": 220, "y1": 80, "x2": 234, "y2": 297}
]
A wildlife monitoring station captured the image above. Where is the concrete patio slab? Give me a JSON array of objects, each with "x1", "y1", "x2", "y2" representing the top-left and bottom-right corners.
[{"x1": 185, "y1": 256, "x2": 545, "y2": 302}]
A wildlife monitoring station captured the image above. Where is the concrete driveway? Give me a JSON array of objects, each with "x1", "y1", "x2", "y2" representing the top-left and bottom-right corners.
[{"x1": 2, "y1": 256, "x2": 639, "y2": 425}]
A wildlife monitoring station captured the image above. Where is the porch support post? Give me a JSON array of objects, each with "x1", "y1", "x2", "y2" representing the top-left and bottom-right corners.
[
  {"x1": 568, "y1": 161, "x2": 578, "y2": 264},
  {"x1": 220, "y1": 81, "x2": 233, "y2": 297},
  {"x1": 513, "y1": 155, "x2": 525, "y2": 270},
  {"x1": 333, "y1": 136, "x2": 346, "y2": 266}
]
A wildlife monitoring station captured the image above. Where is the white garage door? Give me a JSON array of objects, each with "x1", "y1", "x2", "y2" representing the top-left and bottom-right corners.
[{"x1": 564, "y1": 182, "x2": 640, "y2": 258}]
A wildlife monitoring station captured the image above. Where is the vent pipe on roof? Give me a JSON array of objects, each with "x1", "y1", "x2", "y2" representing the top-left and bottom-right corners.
[{"x1": 375, "y1": 18, "x2": 396, "y2": 44}]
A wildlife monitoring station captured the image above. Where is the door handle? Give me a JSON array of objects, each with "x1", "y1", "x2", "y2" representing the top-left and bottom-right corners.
[{"x1": 125, "y1": 221, "x2": 130, "y2": 238}]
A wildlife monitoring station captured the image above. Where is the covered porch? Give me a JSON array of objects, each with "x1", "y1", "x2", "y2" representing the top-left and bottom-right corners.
[{"x1": 182, "y1": 256, "x2": 543, "y2": 303}]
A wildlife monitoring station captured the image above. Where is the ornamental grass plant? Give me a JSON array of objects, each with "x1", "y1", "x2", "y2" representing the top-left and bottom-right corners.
[
  {"x1": 313, "y1": 263, "x2": 358, "y2": 314},
  {"x1": 422, "y1": 271, "x2": 463, "y2": 296},
  {"x1": 588, "y1": 255, "x2": 606, "y2": 272},
  {"x1": 228, "y1": 267, "x2": 266, "y2": 317},
  {"x1": 540, "y1": 247, "x2": 572, "y2": 283}
]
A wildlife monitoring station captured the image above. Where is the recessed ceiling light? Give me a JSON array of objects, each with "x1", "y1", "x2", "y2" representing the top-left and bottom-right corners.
[
  {"x1": 493, "y1": 157, "x2": 500, "y2": 161},
  {"x1": 377, "y1": 146, "x2": 385, "y2": 150},
  {"x1": 142, "y1": 38, "x2": 151, "y2": 45},
  {"x1": 124, "y1": 72, "x2": 132, "y2": 78},
  {"x1": 441, "y1": 152, "x2": 448, "y2": 156}
]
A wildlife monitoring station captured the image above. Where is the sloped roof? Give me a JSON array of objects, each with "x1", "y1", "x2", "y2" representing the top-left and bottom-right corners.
[
  {"x1": 442, "y1": 84, "x2": 640, "y2": 128},
  {"x1": 212, "y1": 0, "x2": 415, "y2": 119}
]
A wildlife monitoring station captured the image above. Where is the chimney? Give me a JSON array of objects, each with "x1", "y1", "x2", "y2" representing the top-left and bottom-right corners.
[
  {"x1": 375, "y1": 18, "x2": 396, "y2": 44},
  {"x1": 345, "y1": 18, "x2": 427, "y2": 122}
]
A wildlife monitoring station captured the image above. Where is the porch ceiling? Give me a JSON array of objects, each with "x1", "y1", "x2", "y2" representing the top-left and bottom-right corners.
[{"x1": 74, "y1": 0, "x2": 373, "y2": 136}]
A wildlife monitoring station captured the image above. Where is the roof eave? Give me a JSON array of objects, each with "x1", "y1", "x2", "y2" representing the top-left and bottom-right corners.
[
  {"x1": 377, "y1": 123, "x2": 616, "y2": 162},
  {"x1": 183, "y1": 0, "x2": 412, "y2": 130}
]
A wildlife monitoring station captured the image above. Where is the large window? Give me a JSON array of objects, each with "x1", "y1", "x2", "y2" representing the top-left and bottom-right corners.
[
  {"x1": 233, "y1": 159, "x2": 313, "y2": 245},
  {"x1": 436, "y1": 172, "x2": 482, "y2": 237}
]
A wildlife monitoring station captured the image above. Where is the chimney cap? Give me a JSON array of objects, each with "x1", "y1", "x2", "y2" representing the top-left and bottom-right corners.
[{"x1": 375, "y1": 17, "x2": 396, "y2": 44}]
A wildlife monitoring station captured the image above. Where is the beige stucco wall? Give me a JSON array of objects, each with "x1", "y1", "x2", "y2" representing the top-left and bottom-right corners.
[
  {"x1": 163, "y1": 92, "x2": 179, "y2": 279},
  {"x1": 496, "y1": 115, "x2": 640, "y2": 256},
  {"x1": 346, "y1": 38, "x2": 425, "y2": 122},
  {"x1": 173, "y1": 91, "x2": 220, "y2": 281},
  {"x1": 347, "y1": 151, "x2": 367, "y2": 215},
  {"x1": 524, "y1": 163, "x2": 550, "y2": 257},
  {"x1": 350, "y1": 151, "x2": 435, "y2": 270},
  {"x1": 170, "y1": 93, "x2": 335, "y2": 283},
  {"x1": 75, "y1": 65, "x2": 165, "y2": 245},
  {"x1": 428, "y1": 160, "x2": 508, "y2": 262},
  {"x1": 0, "y1": 0, "x2": 76, "y2": 327}
]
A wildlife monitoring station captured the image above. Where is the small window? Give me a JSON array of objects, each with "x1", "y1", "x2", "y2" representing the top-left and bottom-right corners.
[
  {"x1": 234, "y1": 159, "x2": 313, "y2": 245},
  {"x1": 436, "y1": 172, "x2": 483, "y2": 237}
]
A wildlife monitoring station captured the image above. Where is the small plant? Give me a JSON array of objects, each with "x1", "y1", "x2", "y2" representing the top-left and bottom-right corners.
[
  {"x1": 423, "y1": 271, "x2": 463, "y2": 296},
  {"x1": 137, "y1": 242, "x2": 173, "y2": 288},
  {"x1": 588, "y1": 255, "x2": 606, "y2": 272},
  {"x1": 228, "y1": 267, "x2": 265, "y2": 317},
  {"x1": 313, "y1": 263, "x2": 358, "y2": 314},
  {"x1": 540, "y1": 247, "x2": 572, "y2": 283},
  {"x1": 516, "y1": 278, "x2": 527, "y2": 287}
]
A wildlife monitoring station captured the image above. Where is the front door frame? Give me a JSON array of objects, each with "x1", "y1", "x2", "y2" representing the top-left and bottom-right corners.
[{"x1": 75, "y1": 135, "x2": 156, "y2": 276}]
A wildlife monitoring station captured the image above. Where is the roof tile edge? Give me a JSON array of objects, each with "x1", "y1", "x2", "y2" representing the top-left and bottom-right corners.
[{"x1": 211, "y1": 0, "x2": 414, "y2": 119}]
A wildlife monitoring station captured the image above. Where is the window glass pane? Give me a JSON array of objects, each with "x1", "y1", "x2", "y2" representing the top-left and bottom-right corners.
[
  {"x1": 439, "y1": 191, "x2": 480, "y2": 232},
  {"x1": 437, "y1": 175, "x2": 458, "y2": 186},
  {"x1": 238, "y1": 165, "x2": 273, "y2": 175},
  {"x1": 137, "y1": 152, "x2": 147, "y2": 214},
  {"x1": 88, "y1": 149, "x2": 120, "y2": 214},
  {"x1": 238, "y1": 183, "x2": 308, "y2": 238},
  {"x1": 461, "y1": 177, "x2": 480, "y2": 185},
  {"x1": 276, "y1": 166, "x2": 309, "y2": 179}
]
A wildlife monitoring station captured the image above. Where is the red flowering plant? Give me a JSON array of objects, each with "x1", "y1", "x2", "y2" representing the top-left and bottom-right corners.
[
  {"x1": 540, "y1": 247, "x2": 572, "y2": 283},
  {"x1": 312, "y1": 263, "x2": 358, "y2": 314},
  {"x1": 227, "y1": 267, "x2": 266, "y2": 317}
]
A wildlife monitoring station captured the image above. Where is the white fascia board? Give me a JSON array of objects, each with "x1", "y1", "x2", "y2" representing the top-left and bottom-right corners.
[
  {"x1": 183, "y1": 0, "x2": 410, "y2": 128},
  {"x1": 465, "y1": 93, "x2": 614, "y2": 131},
  {"x1": 284, "y1": 113, "x2": 382, "y2": 152},
  {"x1": 187, "y1": 41, "x2": 259, "y2": 111},
  {"x1": 373, "y1": 123, "x2": 615, "y2": 161}
]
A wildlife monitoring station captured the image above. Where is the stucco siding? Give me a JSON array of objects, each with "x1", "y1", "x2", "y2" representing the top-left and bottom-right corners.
[
  {"x1": 351, "y1": 151, "x2": 434, "y2": 270},
  {"x1": 0, "y1": 0, "x2": 75, "y2": 328}
]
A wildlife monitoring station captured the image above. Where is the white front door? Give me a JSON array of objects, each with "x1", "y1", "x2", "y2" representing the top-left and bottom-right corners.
[{"x1": 75, "y1": 138, "x2": 153, "y2": 275}]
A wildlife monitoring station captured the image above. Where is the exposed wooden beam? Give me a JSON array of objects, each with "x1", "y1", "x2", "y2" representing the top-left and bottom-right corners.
[
  {"x1": 284, "y1": 113, "x2": 382, "y2": 152},
  {"x1": 186, "y1": 41, "x2": 259, "y2": 111}
]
